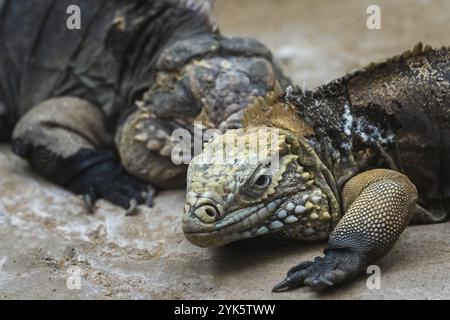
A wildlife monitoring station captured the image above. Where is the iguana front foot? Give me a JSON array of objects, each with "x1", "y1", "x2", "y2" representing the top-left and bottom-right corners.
[
  {"x1": 272, "y1": 250, "x2": 362, "y2": 292},
  {"x1": 74, "y1": 161, "x2": 156, "y2": 215},
  {"x1": 12, "y1": 97, "x2": 157, "y2": 214}
]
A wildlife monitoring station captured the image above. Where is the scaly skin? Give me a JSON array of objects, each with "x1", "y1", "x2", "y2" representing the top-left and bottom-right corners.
[
  {"x1": 1, "y1": 0, "x2": 288, "y2": 212},
  {"x1": 183, "y1": 44, "x2": 449, "y2": 291}
]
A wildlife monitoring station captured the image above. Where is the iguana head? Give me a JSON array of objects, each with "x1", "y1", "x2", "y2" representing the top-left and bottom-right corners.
[
  {"x1": 139, "y1": 35, "x2": 288, "y2": 129},
  {"x1": 182, "y1": 86, "x2": 341, "y2": 247},
  {"x1": 116, "y1": 35, "x2": 289, "y2": 188}
]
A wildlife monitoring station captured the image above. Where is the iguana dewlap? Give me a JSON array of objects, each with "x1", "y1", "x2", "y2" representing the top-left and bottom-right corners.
[
  {"x1": 183, "y1": 44, "x2": 449, "y2": 291},
  {"x1": 0, "y1": 0, "x2": 288, "y2": 213}
]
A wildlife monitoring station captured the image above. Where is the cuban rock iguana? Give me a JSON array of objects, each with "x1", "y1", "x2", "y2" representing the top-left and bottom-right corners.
[
  {"x1": 183, "y1": 44, "x2": 449, "y2": 291},
  {"x1": 0, "y1": 0, "x2": 288, "y2": 213}
]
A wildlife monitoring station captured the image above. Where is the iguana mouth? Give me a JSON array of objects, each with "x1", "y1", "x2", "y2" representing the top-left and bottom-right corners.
[
  {"x1": 183, "y1": 197, "x2": 283, "y2": 247},
  {"x1": 182, "y1": 188, "x2": 328, "y2": 247}
]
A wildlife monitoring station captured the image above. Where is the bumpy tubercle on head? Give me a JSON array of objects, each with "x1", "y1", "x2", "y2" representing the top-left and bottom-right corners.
[{"x1": 183, "y1": 124, "x2": 341, "y2": 247}]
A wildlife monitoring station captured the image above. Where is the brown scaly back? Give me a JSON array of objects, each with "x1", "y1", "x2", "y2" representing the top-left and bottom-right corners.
[
  {"x1": 343, "y1": 42, "x2": 447, "y2": 81},
  {"x1": 344, "y1": 43, "x2": 449, "y2": 109},
  {"x1": 242, "y1": 81, "x2": 315, "y2": 136}
]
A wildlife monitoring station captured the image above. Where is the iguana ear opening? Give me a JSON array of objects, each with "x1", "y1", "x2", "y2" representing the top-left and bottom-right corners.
[{"x1": 242, "y1": 82, "x2": 315, "y2": 137}]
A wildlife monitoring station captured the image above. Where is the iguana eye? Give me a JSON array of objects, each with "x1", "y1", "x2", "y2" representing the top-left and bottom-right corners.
[
  {"x1": 254, "y1": 175, "x2": 271, "y2": 189},
  {"x1": 247, "y1": 168, "x2": 272, "y2": 196},
  {"x1": 240, "y1": 165, "x2": 272, "y2": 198}
]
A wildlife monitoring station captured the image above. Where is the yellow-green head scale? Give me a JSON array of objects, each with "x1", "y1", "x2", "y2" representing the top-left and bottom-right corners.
[{"x1": 183, "y1": 121, "x2": 342, "y2": 247}]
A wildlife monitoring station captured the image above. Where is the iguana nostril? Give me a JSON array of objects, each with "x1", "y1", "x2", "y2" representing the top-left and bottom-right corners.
[{"x1": 194, "y1": 205, "x2": 219, "y2": 223}]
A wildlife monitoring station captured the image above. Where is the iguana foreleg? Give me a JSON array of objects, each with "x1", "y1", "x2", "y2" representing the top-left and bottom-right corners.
[
  {"x1": 273, "y1": 169, "x2": 417, "y2": 291},
  {"x1": 115, "y1": 108, "x2": 198, "y2": 189},
  {"x1": 11, "y1": 97, "x2": 152, "y2": 213}
]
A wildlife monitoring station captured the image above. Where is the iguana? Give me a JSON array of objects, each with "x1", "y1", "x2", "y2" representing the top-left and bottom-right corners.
[
  {"x1": 0, "y1": 0, "x2": 288, "y2": 213},
  {"x1": 183, "y1": 43, "x2": 450, "y2": 291}
]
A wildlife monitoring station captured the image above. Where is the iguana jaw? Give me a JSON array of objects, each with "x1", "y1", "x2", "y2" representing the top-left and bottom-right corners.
[
  {"x1": 183, "y1": 196, "x2": 287, "y2": 247},
  {"x1": 183, "y1": 186, "x2": 329, "y2": 247},
  {"x1": 182, "y1": 127, "x2": 336, "y2": 247}
]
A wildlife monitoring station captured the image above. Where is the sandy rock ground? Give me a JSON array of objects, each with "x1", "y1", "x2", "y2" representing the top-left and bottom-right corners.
[{"x1": 1, "y1": 0, "x2": 449, "y2": 299}]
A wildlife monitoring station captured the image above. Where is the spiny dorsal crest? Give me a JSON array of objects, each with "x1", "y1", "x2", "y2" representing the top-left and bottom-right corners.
[
  {"x1": 242, "y1": 81, "x2": 284, "y2": 126},
  {"x1": 344, "y1": 42, "x2": 436, "y2": 80},
  {"x1": 242, "y1": 81, "x2": 314, "y2": 136}
]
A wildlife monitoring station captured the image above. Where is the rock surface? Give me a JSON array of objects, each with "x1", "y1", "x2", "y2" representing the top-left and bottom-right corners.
[{"x1": 1, "y1": 0, "x2": 449, "y2": 299}]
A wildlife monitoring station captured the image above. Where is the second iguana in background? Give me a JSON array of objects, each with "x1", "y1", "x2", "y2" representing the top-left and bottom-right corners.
[
  {"x1": 183, "y1": 44, "x2": 449, "y2": 291},
  {"x1": 0, "y1": 0, "x2": 287, "y2": 214}
]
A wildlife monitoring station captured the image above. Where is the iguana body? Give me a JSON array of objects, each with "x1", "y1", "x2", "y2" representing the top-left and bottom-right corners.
[
  {"x1": 0, "y1": 0, "x2": 287, "y2": 211},
  {"x1": 183, "y1": 44, "x2": 449, "y2": 291}
]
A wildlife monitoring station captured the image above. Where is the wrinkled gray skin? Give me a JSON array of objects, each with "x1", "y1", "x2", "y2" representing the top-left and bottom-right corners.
[
  {"x1": 0, "y1": 0, "x2": 289, "y2": 211},
  {"x1": 116, "y1": 36, "x2": 288, "y2": 189}
]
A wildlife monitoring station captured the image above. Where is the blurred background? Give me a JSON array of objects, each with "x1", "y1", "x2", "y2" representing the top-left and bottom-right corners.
[{"x1": 217, "y1": 0, "x2": 449, "y2": 88}]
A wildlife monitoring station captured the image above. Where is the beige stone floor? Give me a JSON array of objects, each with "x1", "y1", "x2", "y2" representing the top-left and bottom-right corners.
[{"x1": 0, "y1": 0, "x2": 449, "y2": 299}]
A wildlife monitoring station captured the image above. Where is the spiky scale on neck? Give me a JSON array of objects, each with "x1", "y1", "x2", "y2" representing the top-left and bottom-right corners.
[{"x1": 242, "y1": 81, "x2": 314, "y2": 136}]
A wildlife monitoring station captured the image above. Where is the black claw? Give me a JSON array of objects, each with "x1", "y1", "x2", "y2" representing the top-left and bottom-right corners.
[
  {"x1": 320, "y1": 277, "x2": 334, "y2": 287},
  {"x1": 287, "y1": 261, "x2": 313, "y2": 276},
  {"x1": 272, "y1": 277, "x2": 292, "y2": 292},
  {"x1": 146, "y1": 186, "x2": 156, "y2": 208},
  {"x1": 272, "y1": 270, "x2": 308, "y2": 292},
  {"x1": 125, "y1": 198, "x2": 139, "y2": 216},
  {"x1": 83, "y1": 193, "x2": 96, "y2": 214}
]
